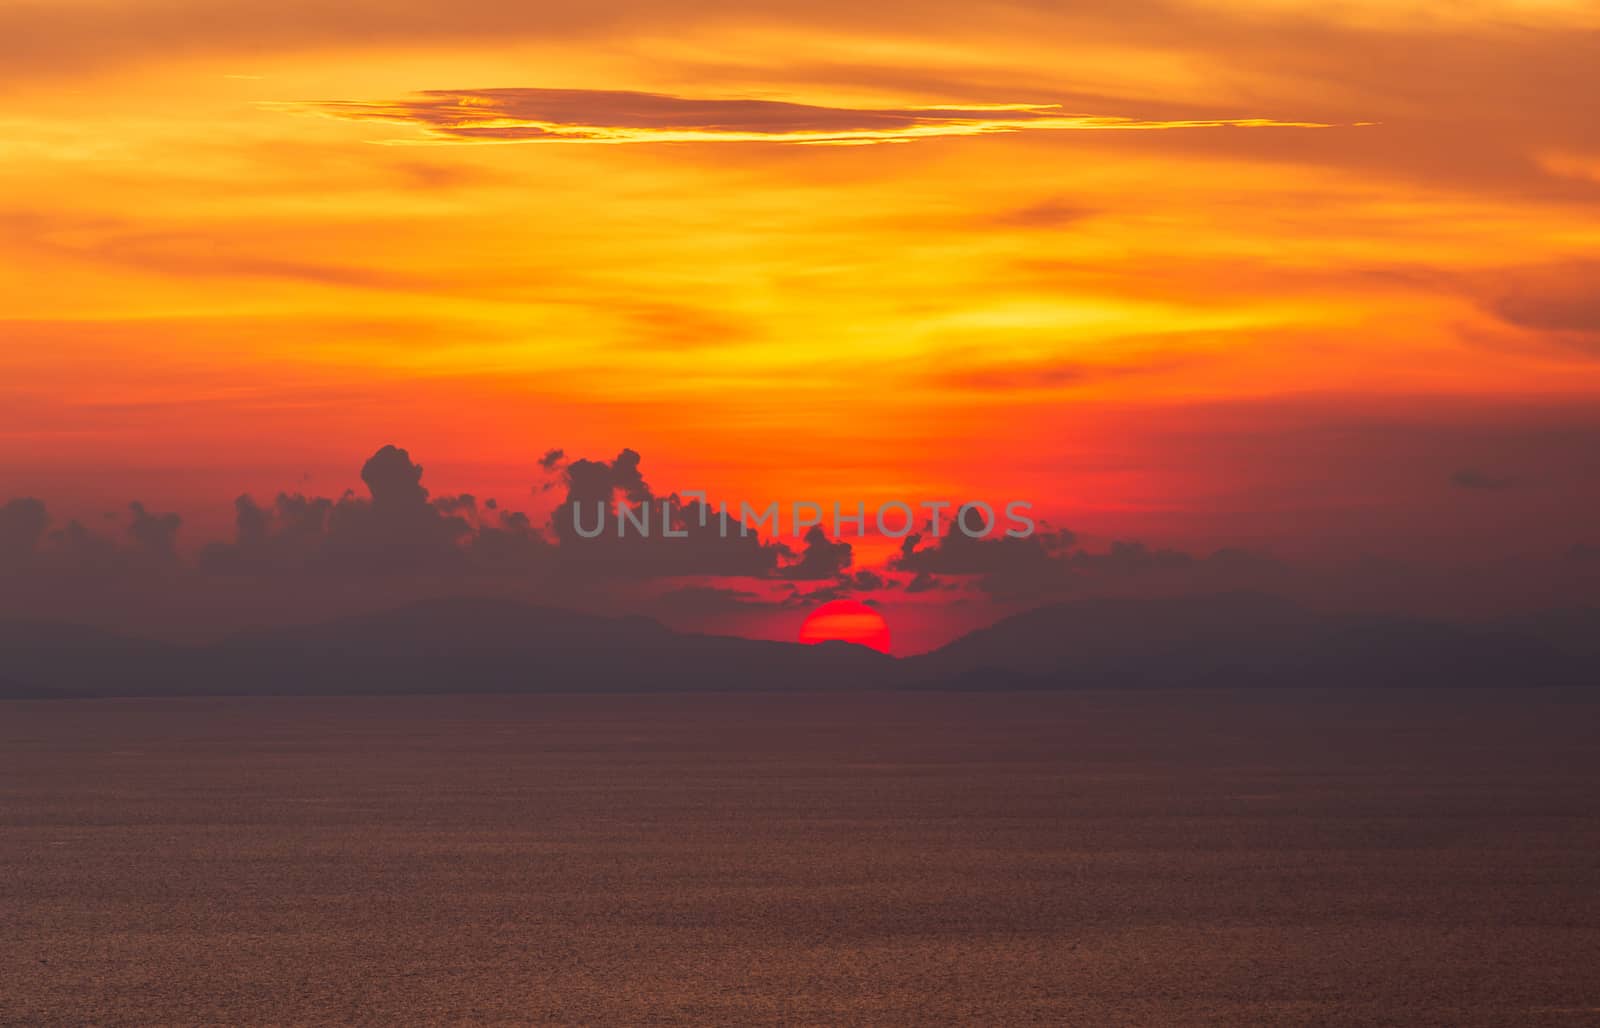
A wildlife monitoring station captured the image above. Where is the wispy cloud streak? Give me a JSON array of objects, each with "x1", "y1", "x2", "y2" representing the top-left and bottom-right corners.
[{"x1": 292, "y1": 88, "x2": 1341, "y2": 145}]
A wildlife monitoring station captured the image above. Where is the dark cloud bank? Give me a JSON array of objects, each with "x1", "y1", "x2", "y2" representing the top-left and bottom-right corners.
[
  {"x1": 1, "y1": 444, "x2": 1597, "y2": 697},
  {"x1": 0, "y1": 443, "x2": 1298, "y2": 615}
]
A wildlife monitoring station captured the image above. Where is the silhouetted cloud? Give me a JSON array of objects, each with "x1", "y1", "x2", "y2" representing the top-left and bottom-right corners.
[
  {"x1": 905, "y1": 571, "x2": 950, "y2": 594},
  {"x1": 3, "y1": 439, "x2": 1586, "y2": 644},
  {"x1": 302, "y1": 88, "x2": 1335, "y2": 146},
  {"x1": 47, "y1": 520, "x2": 122, "y2": 572},
  {"x1": 892, "y1": 527, "x2": 1080, "y2": 600},
  {"x1": 555, "y1": 448, "x2": 651, "y2": 532},
  {"x1": 201, "y1": 493, "x2": 334, "y2": 572},
  {"x1": 651, "y1": 585, "x2": 768, "y2": 616},
  {"x1": 433, "y1": 494, "x2": 478, "y2": 517},
  {"x1": 1451, "y1": 468, "x2": 1515, "y2": 491},
  {"x1": 892, "y1": 525, "x2": 1281, "y2": 601},
  {"x1": 0, "y1": 500, "x2": 187, "y2": 580},
  {"x1": 0, "y1": 498, "x2": 47, "y2": 563},
  {"x1": 843, "y1": 569, "x2": 888, "y2": 591},
  {"x1": 128, "y1": 503, "x2": 181, "y2": 560},
  {"x1": 774, "y1": 526, "x2": 852, "y2": 581},
  {"x1": 894, "y1": 527, "x2": 1076, "y2": 577},
  {"x1": 322, "y1": 446, "x2": 474, "y2": 572},
  {"x1": 200, "y1": 447, "x2": 475, "y2": 576},
  {"x1": 195, "y1": 444, "x2": 808, "y2": 585},
  {"x1": 548, "y1": 448, "x2": 788, "y2": 580},
  {"x1": 467, "y1": 508, "x2": 555, "y2": 572}
]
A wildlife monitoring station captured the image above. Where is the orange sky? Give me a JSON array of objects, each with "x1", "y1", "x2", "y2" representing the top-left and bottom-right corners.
[{"x1": 3, "y1": 0, "x2": 1599, "y2": 647}]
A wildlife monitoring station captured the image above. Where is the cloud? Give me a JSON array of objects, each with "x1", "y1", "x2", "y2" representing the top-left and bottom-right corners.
[
  {"x1": 197, "y1": 444, "x2": 819, "y2": 586},
  {"x1": 891, "y1": 527, "x2": 1078, "y2": 599},
  {"x1": 893, "y1": 527, "x2": 1076, "y2": 576},
  {"x1": 778, "y1": 582, "x2": 854, "y2": 607},
  {"x1": 651, "y1": 585, "x2": 769, "y2": 616},
  {"x1": 1478, "y1": 262, "x2": 1600, "y2": 357},
  {"x1": 652, "y1": 567, "x2": 892, "y2": 619},
  {"x1": 200, "y1": 445, "x2": 475, "y2": 576},
  {"x1": 127, "y1": 502, "x2": 183, "y2": 563},
  {"x1": 935, "y1": 354, "x2": 1197, "y2": 391},
  {"x1": 322, "y1": 445, "x2": 474, "y2": 572},
  {"x1": 548, "y1": 448, "x2": 789, "y2": 580},
  {"x1": 5, "y1": 0, "x2": 1594, "y2": 207},
  {"x1": 44, "y1": 520, "x2": 125, "y2": 574},
  {"x1": 201, "y1": 493, "x2": 335, "y2": 572},
  {"x1": 891, "y1": 525, "x2": 1281, "y2": 602},
  {"x1": 0, "y1": 499, "x2": 188, "y2": 582},
  {"x1": 557, "y1": 448, "x2": 651, "y2": 526},
  {"x1": 905, "y1": 571, "x2": 950, "y2": 594},
  {"x1": 0, "y1": 498, "x2": 48, "y2": 563},
  {"x1": 468, "y1": 509, "x2": 555, "y2": 572},
  {"x1": 1450, "y1": 468, "x2": 1515, "y2": 491},
  {"x1": 987, "y1": 198, "x2": 1096, "y2": 229},
  {"x1": 774, "y1": 526, "x2": 853, "y2": 581},
  {"x1": 4, "y1": 429, "x2": 1590, "y2": 642},
  {"x1": 843, "y1": 569, "x2": 888, "y2": 591},
  {"x1": 298, "y1": 88, "x2": 1336, "y2": 146},
  {"x1": 1492, "y1": 287, "x2": 1600, "y2": 335},
  {"x1": 433, "y1": 494, "x2": 478, "y2": 517}
]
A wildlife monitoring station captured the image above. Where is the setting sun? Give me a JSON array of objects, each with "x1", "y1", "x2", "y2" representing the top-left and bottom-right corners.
[{"x1": 798, "y1": 600, "x2": 892, "y2": 655}]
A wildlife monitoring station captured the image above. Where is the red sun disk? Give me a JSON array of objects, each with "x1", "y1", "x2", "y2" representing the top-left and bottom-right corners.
[{"x1": 798, "y1": 600, "x2": 891, "y2": 654}]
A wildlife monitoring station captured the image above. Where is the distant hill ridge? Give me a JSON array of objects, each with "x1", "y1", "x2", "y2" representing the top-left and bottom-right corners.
[{"x1": 0, "y1": 592, "x2": 1595, "y2": 697}]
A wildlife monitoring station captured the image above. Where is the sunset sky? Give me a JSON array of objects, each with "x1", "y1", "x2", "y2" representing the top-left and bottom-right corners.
[{"x1": 2, "y1": 0, "x2": 1598, "y2": 650}]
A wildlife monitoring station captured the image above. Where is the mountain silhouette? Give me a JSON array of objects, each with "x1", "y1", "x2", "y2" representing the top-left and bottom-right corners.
[
  {"x1": 0, "y1": 596, "x2": 893, "y2": 697},
  {"x1": 0, "y1": 592, "x2": 1594, "y2": 698},
  {"x1": 901, "y1": 591, "x2": 1595, "y2": 689}
]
